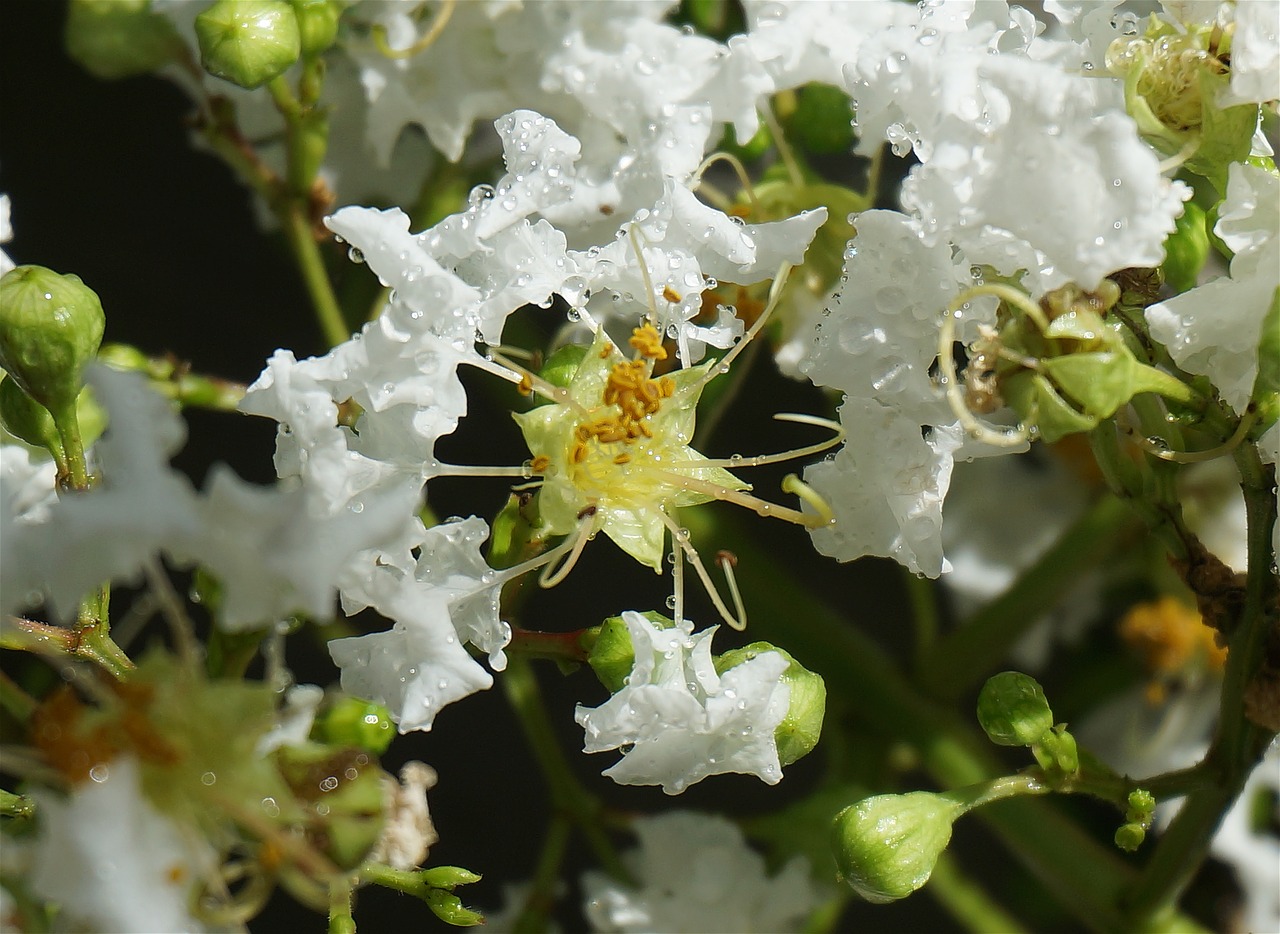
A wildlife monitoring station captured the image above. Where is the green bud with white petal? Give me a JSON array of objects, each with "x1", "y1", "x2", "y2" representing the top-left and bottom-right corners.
[
  {"x1": 195, "y1": 0, "x2": 301, "y2": 89},
  {"x1": 586, "y1": 611, "x2": 673, "y2": 693},
  {"x1": 976, "y1": 671, "x2": 1054, "y2": 747},
  {"x1": 833, "y1": 791, "x2": 965, "y2": 903},
  {"x1": 65, "y1": 0, "x2": 182, "y2": 79},
  {"x1": 0, "y1": 265, "x2": 105, "y2": 417},
  {"x1": 717, "y1": 642, "x2": 826, "y2": 766}
]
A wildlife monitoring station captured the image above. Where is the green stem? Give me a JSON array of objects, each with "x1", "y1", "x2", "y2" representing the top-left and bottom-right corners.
[
  {"x1": 904, "y1": 567, "x2": 939, "y2": 676},
  {"x1": 50, "y1": 402, "x2": 89, "y2": 491},
  {"x1": 0, "y1": 669, "x2": 37, "y2": 722},
  {"x1": 2, "y1": 614, "x2": 133, "y2": 680},
  {"x1": 927, "y1": 851, "x2": 1029, "y2": 934},
  {"x1": 1090, "y1": 423, "x2": 1194, "y2": 560},
  {"x1": 281, "y1": 203, "x2": 349, "y2": 348},
  {"x1": 917, "y1": 494, "x2": 1135, "y2": 699},
  {"x1": 328, "y1": 876, "x2": 356, "y2": 934},
  {"x1": 1120, "y1": 446, "x2": 1278, "y2": 925},
  {"x1": 513, "y1": 814, "x2": 572, "y2": 933},
  {"x1": 505, "y1": 627, "x2": 590, "y2": 665},
  {"x1": 500, "y1": 656, "x2": 630, "y2": 883}
]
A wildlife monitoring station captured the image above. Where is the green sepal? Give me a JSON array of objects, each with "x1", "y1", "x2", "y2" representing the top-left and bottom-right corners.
[
  {"x1": 425, "y1": 889, "x2": 485, "y2": 927},
  {"x1": 832, "y1": 791, "x2": 964, "y2": 903},
  {"x1": 716, "y1": 642, "x2": 826, "y2": 766},
  {"x1": 975, "y1": 671, "x2": 1054, "y2": 748},
  {"x1": 1162, "y1": 201, "x2": 1210, "y2": 294},
  {"x1": 1003, "y1": 371, "x2": 1098, "y2": 444},
  {"x1": 195, "y1": 0, "x2": 301, "y2": 89},
  {"x1": 587, "y1": 611, "x2": 674, "y2": 693},
  {"x1": 1183, "y1": 71, "x2": 1259, "y2": 192},
  {"x1": 64, "y1": 0, "x2": 182, "y2": 79},
  {"x1": 532, "y1": 343, "x2": 588, "y2": 405},
  {"x1": 0, "y1": 378, "x2": 105, "y2": 460},
  {"x1": 486, "y1": 492, "x2": 544, "y2": 570},
  {"x1": 1039, "y1": 352, "x2": 1194, "y2": 419},
  {"x1": 792, "y1": 83, "x2": 856, "y2": 154}
]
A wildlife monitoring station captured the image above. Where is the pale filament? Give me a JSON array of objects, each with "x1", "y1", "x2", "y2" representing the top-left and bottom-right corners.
[
  {"x1": 372, "y1": 0, "x2": 456, "y2": 59},
  {"x1": 647, "y1": 466, "x2": 827, "y2": 530},
  {"x1": 659, "y1": 509, "x2": 746, "y2": 631},
  {"x1": 467, "y1": 349, "x2": 589, "y2": 416},
  {"x1": 1119, "y1": 406, "x2": 1257, "y2": 463},
  {"x1": 693, "y1": 151, "x2": 763, "y2": 215},
  {"x1": 666, "y1": 412, "x2": 844, "y2": 469},
  {"x1": 689, "y1": 262, "x2": 794, "y2": 397}
]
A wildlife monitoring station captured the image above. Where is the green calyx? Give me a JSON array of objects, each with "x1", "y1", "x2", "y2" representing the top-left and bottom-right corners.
[
  {"x1": 290, "y1": 0, "x2": 344, "y2": 58},
  {"x1": 832, "y1": 791, "x2": 965, "y2": 903},
  {"x1": 0, "y1": 265, "x2": 106, "y2": 417},
  {"x1": 1162, "y1": 201, "x2": 1210, "y2": 293},
  {"x1": 195, "y1": 0, "x2": 301, "y2": 89},
  {"x1": 716, "y1": 642, "x2": 826, "y2": 766},
  {"x1": 586, "y1": 611, "x2": 673, "y2": 693},
  {"x1": 989, "y1": 282, "x2": 1196, "y2": 443},
  {"x1": 976, "y1": 671, "x2": 1054, "y2": 747},
  {"x1": 64, "y1": 0, "x2": 182, "y2": 79}
]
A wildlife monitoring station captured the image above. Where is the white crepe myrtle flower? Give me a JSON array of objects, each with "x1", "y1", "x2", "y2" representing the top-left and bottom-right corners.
[
  {"x1": 369, "y1": 760, "x2": 440, "y2": 871},
  {"x1": 575, "y1": 611, "x2": 791, "y2": 794},
  {"x1": 28, "y1": 756, "x2": 217, "y2": 934},
  {"x1": 581, "y1": 811, "x2": 819, "y2": 933},
  {"x1": 1146, "y1": 162, "x2": 1279, "y2": 412}
]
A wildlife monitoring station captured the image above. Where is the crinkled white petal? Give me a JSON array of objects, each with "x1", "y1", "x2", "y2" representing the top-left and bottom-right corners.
[
  {"x1": 328, "y1": 573, "x2": 494, "y2": 733},
  {"x1": 581, "y1": 811, "x2": 820, "y2": 933},
  {"x1": 28, "y1": 757, "x2": 215, "y2": 934},
  {"x1": 575, "y1": 612, "x2": 790, "y2": 794},
  {"x1": 805, "y1": 406, "x2": 967, "y2": 578}
]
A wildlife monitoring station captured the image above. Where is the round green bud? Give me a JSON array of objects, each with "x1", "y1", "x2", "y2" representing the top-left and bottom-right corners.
[
  {"x1": 1114, "y1": 822, "x2": 1146, "y2": 852},
  {"x1": 717, "y1": 642, "x2": 826, "y2": 766},
  {"x1": 65, "y1": 0, "x2": 182, "y2": 79},
  {"x1": 1162, "y1": 201, "x2": 1209, "y2": 294},
  {"x1": 311, "y1": 696, "x2": 396, "y2": 755},
  {"x1": 792, "y1": 83, "x2": 856, "y2": 154},
  {"x1": 195, "y1": 0, "x2": 301, "y2": 90},
  {"x1": 832, "y1": 791, "x2": 964, "y2": 903},
  {"x1": 976, "y1": 671, "x2": 1054, "y2": 747},
  {"x1": 0, "y1": 265, "x2": 106, "y2": 416},
  {"x1": 420, "y1": 866, "x2": 483, "y2": 890},
  {"x1": 0, "y1": 377, "x2": 106, "y2": 458},
  {"x1": 290, "y1": 0, "x2": 343, "y2": 57},
  {"x1": 1126, "y1": 788, "x2": 1157, "y2": 824}
]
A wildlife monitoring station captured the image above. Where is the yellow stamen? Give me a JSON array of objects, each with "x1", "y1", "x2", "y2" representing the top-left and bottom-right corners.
[{"x1": 629, "y1": 324, "x2": 668, "y2": 360}]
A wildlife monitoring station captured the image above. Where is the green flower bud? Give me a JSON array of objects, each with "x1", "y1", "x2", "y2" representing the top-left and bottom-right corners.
[
  {"x1": 792, "y1": 83, "x2": 856, "y2": 154},
  {"x1": 716, "y1": 642, "x2": 825, "y2": 766},
  {"x1": 195, "y1": 0, "x2": 301, "y2": 89},
  {"x1": 420, "y1": 866, "x2": 483, "y2": 890},
  {"x1": 97, "y1": 341, "x2": 153, "y2": 374},
  {"x1": 0, "y1": 265, "x2": 105, "y2": 417},
  {"x1": 311, "y1": 696, "x2": 396, "y2": 755},
  {"x1": 533, "y1": 342, "x2": 589, "y2": 403},
  {"x1": 1162, "y1": 201, "x2": 1210, "y2": 293},
  {"x1": 425, "y1": 889, "x2": 484, "y2": 927},
  {"x1": 586, "y1": 611, "x2": 673, "y2": 693},
  {"x1": 290, "y1": 0, "x2": 343, "y2": 57},
  {"x1": 65, "y1": 0, "x2": 182, "y2": 79},
  {"x1": 976, "y1": 671, "x2": 1054, "y2": 747},
  {"x1": 1031, "y1": 726, "x2": 1080, "y2": 778},
  {"x1": 1126, "y1": 788, "x2": 1157, "y2": 824},
  {"x1": 832, "y1": 791, "x2": 964, "y2": 903},
  {"x1": 0, "y1": 377, "x2": 105, "y2": 459},
  {"x1": 1114, "y1": 822, "x2": 1146, "y2": 852}
]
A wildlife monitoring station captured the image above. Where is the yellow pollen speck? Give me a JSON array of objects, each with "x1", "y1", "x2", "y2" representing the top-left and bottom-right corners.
[
  {"x1": 662, "y1": 285, "x2": 682, "y2": 304},
  {"x1": 517, "y1": 373, "x2": 534, "y2": 396},
  {"x1": 166, "y1": 864, "x2": 187, "y2": 885},
  {"x1": 600, "y1": 343, "x2": 615, "y2": 359},
  {"x1": 629, "y1": 324, "x2": 668, "y2": 360},
  {"x1": 613, "y1": 452, "x2": 631, "y2": 465},
  {"x1": 530, "y1": 455, "x2": 550, "y2": 474}
]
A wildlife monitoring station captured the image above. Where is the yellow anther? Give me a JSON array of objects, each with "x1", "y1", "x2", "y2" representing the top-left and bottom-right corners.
[
  {"x1": 613, "y1": 452, "x2": 632, "y2": 465},
  {"x1": 662, "y1": 285, "x2": 682, "y2": 304},
  {"x1": 600, "y1": 343, "x2": 615, "y2": 359},
  {"x1": 517, "y1": 373, "x2": 534, "y2": 396},
  {"x1": 629, "y1": 324, "x2": 669, "y2": 361},
  {"x1": 571, "y1": 442, "x2": 589, "y2": 464},
  {"x1": 530, "y1": 455, "x2": 551, "y2": 474},
  {"x1": 1119, "y1": 596, "x2": 1227, "y2": 705},
  {"x1": 659, "y1": 377, "x2": 675, "y2": 398}
]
